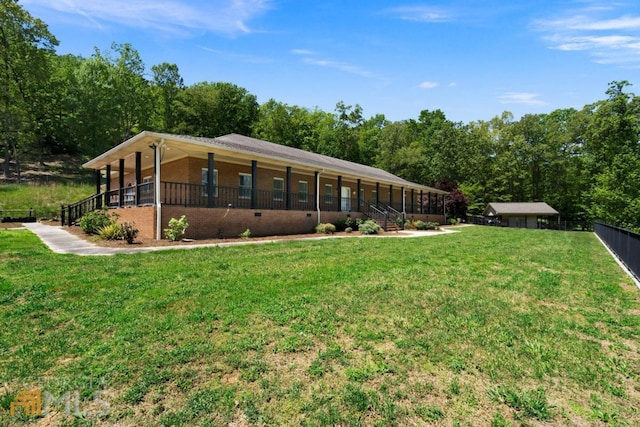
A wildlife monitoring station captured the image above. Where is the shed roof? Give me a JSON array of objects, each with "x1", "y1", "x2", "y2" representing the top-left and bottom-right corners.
[{"x1": 483, "y1": 202, "x2": 559, "y2": 216}]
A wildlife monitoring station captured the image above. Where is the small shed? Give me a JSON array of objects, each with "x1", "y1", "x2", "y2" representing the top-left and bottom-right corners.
[{"x1": 483, "y1": 202, "x2": 559, "y2": 229}]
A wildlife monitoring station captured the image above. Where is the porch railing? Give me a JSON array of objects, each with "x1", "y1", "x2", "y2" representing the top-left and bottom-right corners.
[
  {"x1": 161, "y1": 182, "x2": 317, "y2": 211},
  {"x1": 594, "y1": 222, "x2": 640, "y2": 283},
  {"x1": 61, "y1": 193, "x2": 104, "y2": 226}
]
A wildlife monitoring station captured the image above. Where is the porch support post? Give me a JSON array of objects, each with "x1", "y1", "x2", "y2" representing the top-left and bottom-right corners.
[
  {"x1": 105, "y1": 164, "x2": 111, "y2": 207},
  {"x1": 402, "y1": 187, "x2": 405, "y2": 214},
  {"x1": 315, "y1": 171, "x2": 319, "y2": 220},
  {"x1": 376, "y1": 182, "x2": 380, "y2": 207},
  {"x1": 356, "y1": 179, "x2": 361, "y2": 211},
  {"x1": 118, "y1": 158, "x2": 125, "y2": 208},
  {"x1": 419, "y1": 190, "x2": 423, "y2": 214},
  {"x1": 337, "y1": 175, "x2": 342, "y2": 212},
  {"x1": 411, "y1": 189, "x2": 415, "y2": 214},
  {"x1": 105, "y1": 165, "x2": 111, "y2": 193},
  {"x1": 428, "y1": 192, "x2": 432, "y2": 214},
  {"x1": 286, "y1": 166, "x2": 292, "y2": 210},
  {"x1": 135, "y1": 151, "x2": 142, "y2": 206},
  {"x1": 251, "y1": 160, "x2": 258, "y2": 209},
  {"x1": 389, "y1": 185, "x2": 393, "y2": 208},
  {"x1": 207, "y1": 153, "x2": 215, "y2": 208},
  {"x1": 95, "y1": 169, "x2": 101, "y2": 195},
  {"x1": 95, "y1": 169, "x2": 102, "y2": 209},
  {"x1": 442, "y1": 193, "x2": 446, "y2": 216}
]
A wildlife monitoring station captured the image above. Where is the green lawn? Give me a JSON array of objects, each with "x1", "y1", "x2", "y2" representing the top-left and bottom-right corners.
[{"x1": 1, "y1": 226, "x2": 639, "y2": 426}]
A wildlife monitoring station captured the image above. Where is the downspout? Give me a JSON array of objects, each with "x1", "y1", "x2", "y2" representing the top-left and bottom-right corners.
[
  {"x1": 316, "y1": 170, "x2": 322, "y2": 225},
  {"x1": 154, "y1": 139, "x2": 164, "y2": 240}
]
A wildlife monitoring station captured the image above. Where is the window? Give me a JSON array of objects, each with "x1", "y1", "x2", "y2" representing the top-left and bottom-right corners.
[
  {"x1": 142, "y1": 175, "x2": 153, "y2": 191},
  {"x1": 273, "y1": 177, "x2": 284, "y2": 201},
  {"x1": 372, "y1": 190, "x2": 378, "y2": 205},
  {"x1": 324, "y1": 184, "x2": 333, "y2": 204},
  {"x1": 239, "y1": 173, "x2": 252, "y2": 199},
  {"x1": 359, "y1": 188, "x2": 365, "y2": 206},
  {"x1": 298, "y1": 181, "x2": 308, "y2": 203},
  {"x1": 201, "y1": 168, "x2": 218, "y2": 197}
]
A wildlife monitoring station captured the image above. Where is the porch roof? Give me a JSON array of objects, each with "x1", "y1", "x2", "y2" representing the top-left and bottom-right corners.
[{"x1": 83, "y1": 131, "x2": 447, "y2": 194}]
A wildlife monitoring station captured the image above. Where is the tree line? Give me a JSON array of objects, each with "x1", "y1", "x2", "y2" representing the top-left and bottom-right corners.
[{"x1": 2, "y1": 0, "x2": 640, "y2": 227}]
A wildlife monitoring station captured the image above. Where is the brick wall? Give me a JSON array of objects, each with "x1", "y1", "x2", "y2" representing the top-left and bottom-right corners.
[
  {"x1": 404, "y1": 214, "x2": 446, "y2": 224},
  {"x1": 110, "y1": 206, "x2": 156, "y2": 239},
  {"x1": 161, "y1": 206, "x2": 366, "y2": 239}
]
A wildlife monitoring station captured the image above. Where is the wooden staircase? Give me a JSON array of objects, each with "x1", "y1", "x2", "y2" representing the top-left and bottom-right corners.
[{"x1": 363, "y1": 203, "x2": 405, "y2": 232}]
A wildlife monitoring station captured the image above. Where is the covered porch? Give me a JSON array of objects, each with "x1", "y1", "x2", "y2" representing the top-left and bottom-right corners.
[{"x1": 64, "y1": 132, "x2": 447, "y2": 239}]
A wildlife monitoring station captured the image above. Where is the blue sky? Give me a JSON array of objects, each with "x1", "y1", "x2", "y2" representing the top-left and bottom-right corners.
[{"x1": 21, "y1": 0, "x2": 640, "y2": 123}]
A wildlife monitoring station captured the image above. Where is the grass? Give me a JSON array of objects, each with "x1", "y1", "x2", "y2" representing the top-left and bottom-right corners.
[
  {"x1": 0, "y1": 183, "x2": 94, "y2": 219},
  {"x1": 0, "y1": 226, "x2": 639, "y2": 426}
]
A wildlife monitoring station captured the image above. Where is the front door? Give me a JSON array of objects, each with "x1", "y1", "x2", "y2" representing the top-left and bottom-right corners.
[{"x1": 341, "y1": 186, "x2": 351, "y2": 211}]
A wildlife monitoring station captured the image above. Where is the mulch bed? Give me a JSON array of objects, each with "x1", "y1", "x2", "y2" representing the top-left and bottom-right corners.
[{"x1": 43, "y1": 220, "x2": 373, "y2": 248}]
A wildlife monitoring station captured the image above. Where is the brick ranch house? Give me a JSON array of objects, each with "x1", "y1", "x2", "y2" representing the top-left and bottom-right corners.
[{"x1": 64, "y1": 131, "x2": 447, "y2": 240}]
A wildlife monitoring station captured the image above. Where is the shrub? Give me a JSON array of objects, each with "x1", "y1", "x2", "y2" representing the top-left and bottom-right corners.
[
  {"x1": 98, "y1": 223, "x2": 124, "y2": 240},
  {"x1": 428, "y1": 222, "x2": 440, "y2": 230},
  {"x1": 345, "y1": 227, "x2": 353, "y2": 233},
  {"x1": 449, "y1": 218, "x2": 458, "y2": 225},
  {"x1": 358, "y1": 219, "x2": 381, "y2": 235},
  {"x1": 164, "y1": 215, "x2": 189, "y2": 241},
  {"x1": 121, "y1": 221, "x2": 139, "y2": 244},
  {"x1": 333, "y1": 217, "x2": 354, "y2": 232},
  {"x1": 404, "y1": 220, "x2": 413, "y2": 230},
  {"x1": 239, "y1": 228, "x2": 251, "y2": 238},
  {"x1": 80, "y1": 209, "x2": 117, "y2": 235},
  {"x1": 315, "y1": 223, "x2": 336, "y2": 234},
  {"x1": 414, "y1": 220, "x2": 440, "y2": 231},
  {"x1": 414, "y1": 220, "x2": 426, "y2": 230}
]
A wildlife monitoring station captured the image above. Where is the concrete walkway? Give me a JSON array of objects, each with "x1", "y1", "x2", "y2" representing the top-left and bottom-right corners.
[{"x1": 22, "y1": 222, "x2": 459, "y2": 256}]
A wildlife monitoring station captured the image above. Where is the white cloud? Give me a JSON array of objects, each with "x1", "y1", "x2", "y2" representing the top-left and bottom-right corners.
[
  {"x1": 291, "y1": 49, "x2": 314, "y2": 56},
  {"x1": 419, "y1": 81, "x2": 438, "y2": 89},
  {"x1": 384, "y1": 6, "x2": 451, "y2": 23},
  {"x1": 498, "y1": 92, "x2": 547, "y2": 106},
  {"x1": 21, "y1": 0, "x2": 272, "y2": 36},
  {"x1": 301, "y1": 57, "x2": 373, "y2": 78},
  {"x1": 534, "y1": 3, "x2": 640, "y2": 67}
]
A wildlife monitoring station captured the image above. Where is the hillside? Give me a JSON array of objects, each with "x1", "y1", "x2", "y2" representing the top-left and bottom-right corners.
[
  {"x1": 0, "y1": 154, "x2": 93, "y2": 185},
  {"x1": 0, "y1": 155, "x2": 95, "y2": 220}
]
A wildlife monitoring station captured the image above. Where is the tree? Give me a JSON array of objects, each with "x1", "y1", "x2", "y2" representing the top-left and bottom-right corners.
[
  {"x1": 151, "y1": 62, "x2": 183, "y2": 132},
  {"x1": 173, "y1": 82, "x2": 258, "y2": 137},
  {"x1": 584, "y1": 81, "x2": 640, "y2": 225},
  {"x1": 1, "y1": 0, "x2": 58, "y2": 179},
  {"x1": 110, "y1": 43, "x2": 152, "y2": 142}
]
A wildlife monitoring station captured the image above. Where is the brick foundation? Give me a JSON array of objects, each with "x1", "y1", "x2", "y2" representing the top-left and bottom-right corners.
[
  {"x1": 161, "y1": 206, "x2": 367, "y2": 239},
  {"x1": 108, "y1": 205, "x2": 446, "y2": 241}
]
